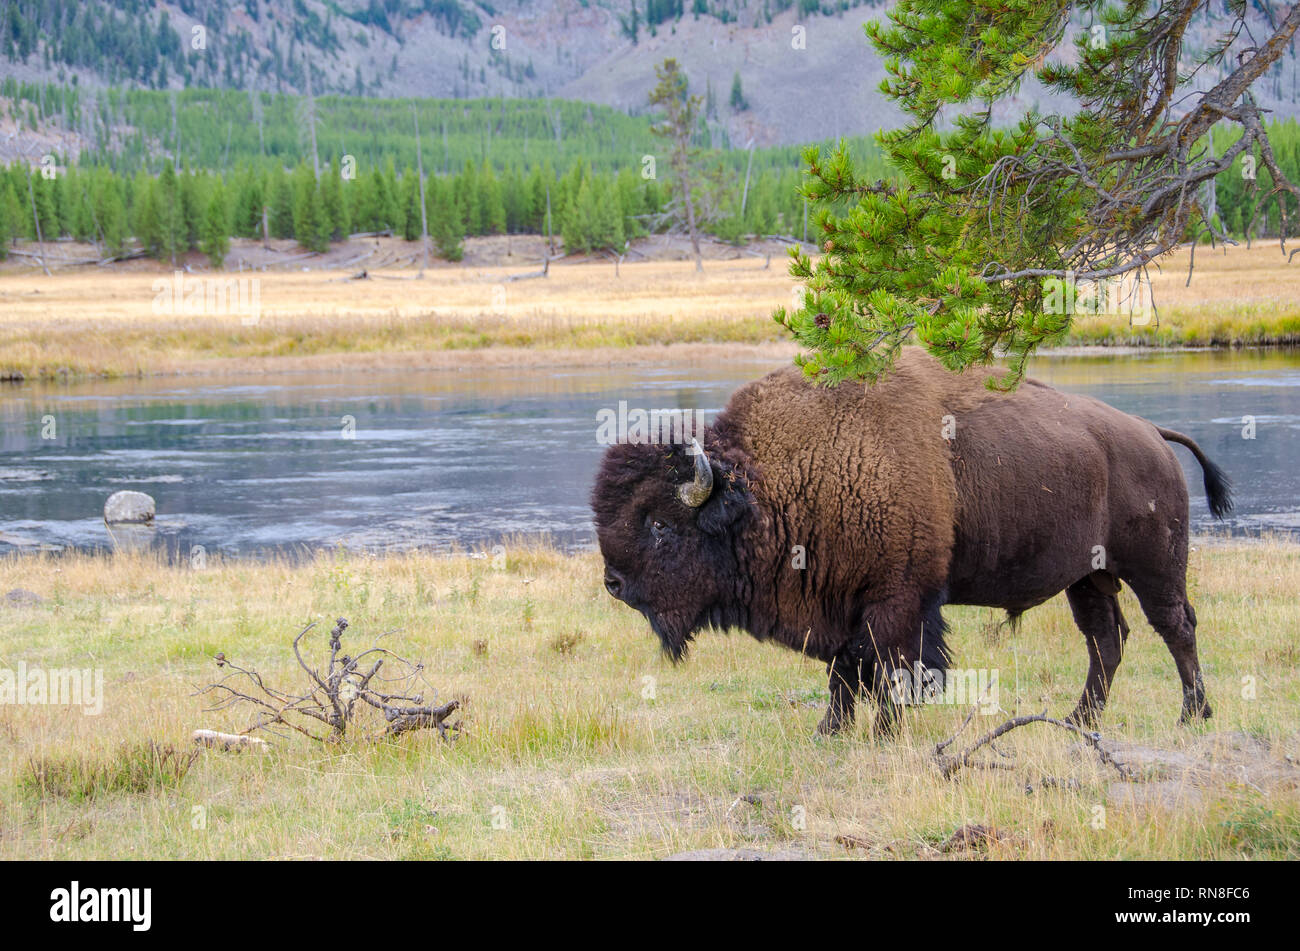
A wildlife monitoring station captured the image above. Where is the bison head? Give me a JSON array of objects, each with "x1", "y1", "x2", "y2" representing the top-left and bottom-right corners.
[{"x1": 592, "y1": 437, "x2": 755, "y2": 660}]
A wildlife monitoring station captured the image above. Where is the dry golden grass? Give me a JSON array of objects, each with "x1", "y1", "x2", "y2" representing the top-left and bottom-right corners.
[
  {"x1": 1069, "y1": 241, "x2": 1300, "y2": 345},
  {"x1": 1, "y1": 540, "x2": 1296, "y2": 859},
  {"x1": 2, "y1": 242, "x2": 1298, "y2": 380},
  {"x1": 0, "y1": 258, "x2": 796, "y2": 379}
]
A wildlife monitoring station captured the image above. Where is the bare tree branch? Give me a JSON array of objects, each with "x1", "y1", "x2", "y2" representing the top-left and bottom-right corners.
[
  {"x1": 195, "y1": 618, "x2": 462, "y2": 744},
  {"x1": 934, "y1": 709, "x2": 1135, "y2": 781}
]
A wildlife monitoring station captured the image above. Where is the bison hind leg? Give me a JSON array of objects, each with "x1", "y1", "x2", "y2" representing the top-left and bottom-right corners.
[
  {"x1": 1125, "y1": 580, "x2": 1212, "y2": 724},
  {"x1": 1064, "y1": 576, "x2": 1130, "y2": 728}
]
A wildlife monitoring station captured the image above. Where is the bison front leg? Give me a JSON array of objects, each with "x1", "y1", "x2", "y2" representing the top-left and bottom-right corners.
[
  {"x1": 816, "y1": 651, "x2": 865, "y2": 736},
  {"x1": 860, "y1": 593, "x2": 950, "y2": 739}
]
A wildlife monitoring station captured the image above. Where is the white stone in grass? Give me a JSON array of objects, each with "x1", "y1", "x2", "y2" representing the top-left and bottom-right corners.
[{"x1": 104, "y1": 490, "x2": 156, "y2": 524}]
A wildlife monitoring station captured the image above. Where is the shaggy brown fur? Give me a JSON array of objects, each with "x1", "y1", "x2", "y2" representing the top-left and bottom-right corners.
[{"x1": 592, "y1": 348, "x2": 1231, "y2": 736}]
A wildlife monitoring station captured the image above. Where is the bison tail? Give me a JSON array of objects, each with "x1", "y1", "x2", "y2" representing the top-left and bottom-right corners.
[{"x1": 1156, "y1": 426, "x2": 1234, "y2": 519}]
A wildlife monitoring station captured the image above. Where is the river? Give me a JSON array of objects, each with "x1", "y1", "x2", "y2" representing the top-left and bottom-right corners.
[{"x1": 1, "y1": 349, "x2": 1296, "y2": 557}]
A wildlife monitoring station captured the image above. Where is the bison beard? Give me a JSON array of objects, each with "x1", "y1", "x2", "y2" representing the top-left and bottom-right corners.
[{"x1": 592, "y1": 348, "x2": 1232, "y2": 737}]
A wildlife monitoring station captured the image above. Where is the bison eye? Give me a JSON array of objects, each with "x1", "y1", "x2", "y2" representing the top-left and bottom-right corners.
[{"x1": 647, "y1": 517, "x2": 669, "y2": 543}]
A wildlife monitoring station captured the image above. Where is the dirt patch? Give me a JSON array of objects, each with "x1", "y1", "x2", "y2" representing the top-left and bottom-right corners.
[
  {"x1": 1100, "y1": 731, "x2": 1300, "y2": 810},
  {"x1": 0, "y1": 233, "x2": 806, "y2": 276},
  {"x1": 603, "y1": 791, "x2": 719, "y2": 841}
]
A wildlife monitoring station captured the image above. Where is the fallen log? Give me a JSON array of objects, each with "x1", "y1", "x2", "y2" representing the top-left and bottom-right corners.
[
  {"x1": 497, "y1": 256, "x2": 551, "y2": 282},
  {"x1": 192, "y1": 729, "x2": 270, "y2": 751}
]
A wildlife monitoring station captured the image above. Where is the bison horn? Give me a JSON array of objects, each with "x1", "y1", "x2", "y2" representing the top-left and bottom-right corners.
[{"x1": 678, "y1": 438, "x2": 714, "y2": 507}]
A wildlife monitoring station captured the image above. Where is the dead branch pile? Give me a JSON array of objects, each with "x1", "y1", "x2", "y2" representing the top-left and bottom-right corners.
[{"x1": 195, "y1": 617, "x2": 461, "y2": 744}]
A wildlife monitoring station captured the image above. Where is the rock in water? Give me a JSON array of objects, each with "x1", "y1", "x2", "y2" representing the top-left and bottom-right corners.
[{"x1": 104, "y1": 490, "x2": 156, "y2": 524}]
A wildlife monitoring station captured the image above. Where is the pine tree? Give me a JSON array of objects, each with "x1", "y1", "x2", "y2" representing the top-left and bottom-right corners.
[
  {"x1": 502, "y1": 167, "x2": 526, "y2": 233},
  {"x1": 399, "y1": 169, "x2": 422, "y2": 241},
  {"x1": 616, "y1": 168, "x2": 647, "y2": 240},
  {"x1": 269, "y1": 172, "x2": 295, "y2": 239},
  {"x1": 458, "y1": 159, "x2": 482, "y2": 235},
  {"x1": 345, "y1": 177, "x2": 366, "y2": 235},
  {"x1": 778, "y1": 1, "x2": 1300, "y2": 387},
  {"x1": 155, "y1": 162, "x2": 185, "y2": 264},
  {"x1": 729, "y1": 71, "x2": 748, "y2": 112},
  {"x1": 236, "y1": 169, "x2": 265, "y2": 237},
  {"x1": 562, "y1": 176, "x2": 593, "y2": 253},
  {"x1": 525, "y1": 165, "x2": 548, "y2": 233},
  {"x1": 321, "y1": 163, "x2": 349, "y2": 240},
  {"x1": 649, "y1": 58, "x2": 703, "y2": 271},
  {"x1": 52, "y1": 167, "x2": 72, "y2": 237},
  {"x1": 593, "y1": 175, "x2": 625, "y2": 250},
  {"x1": 356, "y1": 168, "x2": 381, "y2": 233},
  {"x1": 201, "y1": 183, "x2": 230, "y2": 268},
  {"x1": 429, "y1": 177, "x2": 464, "y2": 261},
  {"x1": 93, "y1": 173, "x2": 128, "y2": 257},
  {"x1": 133, "y1": 173, "x2": 163, "y2": 258},
  {"x1": 621, "y1": 0, "x2": 640, "y2": 44},
  {"x1": 555, "y1": 160, "x2": 585, "y2": 241},
  {"x1": 66, "y1": 168, "x2": 96, "y2": 242},
  {"x1": 291, "y1": 163, "x2": 329, "y2": 252},
  {"x1": 382, "y1": 158, "x2": 402, "y2": 234},
  {"x1": 746, "y1": 174, "x2": 778, "y2": 236},
  {"x1": 0, "y1": 181, "x2": 19, "y2": 260},
  {"x1": 31, "y1": 173, "x2": 59, "y2": 241},
  {"x1": 179, "y1": 166, "x2": 203, "y2": 251},
  {"x1": 360, "y1": 163, "x2": 399, "y2": 233},
  {"x1": 479, "y1": 160, "x2": 506, "y2": 235}
]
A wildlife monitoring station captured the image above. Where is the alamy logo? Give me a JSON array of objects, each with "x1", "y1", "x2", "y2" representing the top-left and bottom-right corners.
[
  {"x1": 49, "y1": 882, "x2": 151, "y2": 931},
  {"x1": 595, "y1": 402, "x2": 707, "y2": 446},
  {"x1": 151, "y1": 270, "x2": 262, "y2": 325},
  {"x1": 0, "y1": 664, "x2": 103, "y2": 715},
  {"x1": 888, "y1": 664, "x2": 1000, "y2": 712}
]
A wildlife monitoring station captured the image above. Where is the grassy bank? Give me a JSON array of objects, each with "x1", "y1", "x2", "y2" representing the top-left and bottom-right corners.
[
  {"x1": 0, "y1": 256, "x2": 794, "y2": 381},
  {"x1": 1, "y1": 541, "x2": 1297, "y2": 860},
  {"x1": 2, "y1": 244, "x2": 1299, "y2": 381}
]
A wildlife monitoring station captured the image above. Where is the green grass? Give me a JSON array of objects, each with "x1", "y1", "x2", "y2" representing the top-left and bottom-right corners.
[
  {"x1": 0, "y1": 541, "x2": 1297, "y2": 859},
  {"x1": 19, "y1": 742, "x2": 201, "y2": 803},
  {"x1": 1061, "y1": 305, "x2": 1300, "y2": 347}
]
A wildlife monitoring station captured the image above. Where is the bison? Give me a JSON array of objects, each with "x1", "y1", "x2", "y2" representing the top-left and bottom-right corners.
[{"x1": 592, "y1": 348, "x2": 1232, "y2": 736}]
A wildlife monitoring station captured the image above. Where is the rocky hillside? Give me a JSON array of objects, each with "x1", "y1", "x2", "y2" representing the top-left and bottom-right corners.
[{"x1": 4, "y1": 0, "x2": 1300, "y2": 146}]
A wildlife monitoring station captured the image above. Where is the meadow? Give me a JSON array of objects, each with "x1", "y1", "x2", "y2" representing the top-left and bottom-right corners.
[
  {"x1": 2, "y1": 240, "x2": 1300, "y2": 381},
  {"x1": 0, "y1": 540, "x2": 1296, "y2": 860},
  {"x1": 2, "y1": 236, "x2": 1298, "y2": 861}
]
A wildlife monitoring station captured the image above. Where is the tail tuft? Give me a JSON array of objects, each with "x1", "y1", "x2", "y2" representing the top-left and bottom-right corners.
[
  {"x1": 1156, "y1": 425, "x2": 1234, "y2": 520},
  {"x1": 1201, "y1": 456, "x2": 1234, "y2": 519}
]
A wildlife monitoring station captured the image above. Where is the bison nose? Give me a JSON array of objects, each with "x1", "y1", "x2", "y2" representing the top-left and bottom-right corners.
[{"x1": 604, "y1": 569, "x2": 625, "y2": 599}]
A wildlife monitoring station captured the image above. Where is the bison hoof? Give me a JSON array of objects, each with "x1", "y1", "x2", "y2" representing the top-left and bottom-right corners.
[
  {"x1": 815, "y1": 711, "x2": 845, "y2": 737},
  {"x1": 1179, "y1": 701, "x2": 1213, "y2": 724},
  {"x1": 1065, "y1": 706, "x2": 1101, "y2": 729},
  {"x1": 869, "y1": 712, "x2": 901, "y2": 740}
]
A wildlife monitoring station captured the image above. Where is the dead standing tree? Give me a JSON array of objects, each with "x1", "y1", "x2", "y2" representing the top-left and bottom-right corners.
[
  {"x1": 196, "y1": 618, "x2": 461, "y2": 744},
  {"x1": 649, "y1": 58, "x2": 705, "y2": 272}
]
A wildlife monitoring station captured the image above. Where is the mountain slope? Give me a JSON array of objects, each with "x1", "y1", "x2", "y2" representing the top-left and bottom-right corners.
[{"x1": 4, "y1": 0, "x2": 1300, "y2": 146}]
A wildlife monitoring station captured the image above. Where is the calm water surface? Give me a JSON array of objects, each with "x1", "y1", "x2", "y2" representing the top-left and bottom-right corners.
[{"x1": 1, "y1": 350, "x2": 1297, "y2": 557}]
